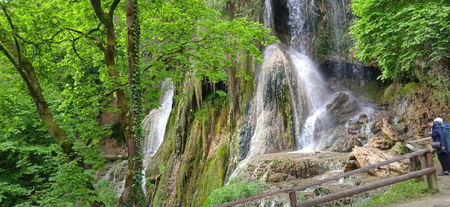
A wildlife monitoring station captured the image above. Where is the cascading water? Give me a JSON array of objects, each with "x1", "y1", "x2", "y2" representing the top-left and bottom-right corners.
[
  {"x1": 287, "y1": 0, "x2": 334, "y2": 152},
  {"x1": 238, "y1": 0, "x2": 378, "y2": 174},
  {"x1": 141, "y1": 79, "x2": 174, "y2": 193},
  {"x1": 142, "y1": 80, "x2": 174, "y2": 158}
]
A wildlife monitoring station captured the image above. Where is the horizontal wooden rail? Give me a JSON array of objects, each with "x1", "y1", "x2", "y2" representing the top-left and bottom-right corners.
[
  {"x1": 296, "y1": 167, "x2": 436, "y2": 207},
  {"x1": 218, "y1": 148, "x2": 430, "y2": 207},
  {"x1": 408, "y1": 137, "x2": 431, "y2": 143}
]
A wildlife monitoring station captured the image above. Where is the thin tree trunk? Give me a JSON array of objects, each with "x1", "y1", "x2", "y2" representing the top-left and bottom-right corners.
[{"x1": 119, "y1": 0, "x2": 145, "y2": 205}]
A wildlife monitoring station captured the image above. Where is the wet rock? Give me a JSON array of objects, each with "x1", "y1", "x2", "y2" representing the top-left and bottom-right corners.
[
  {"x1": 241, "y1": 152, "x2": 347, "y2": 182},
  {"x1": 347, "y1": 119, "x2": 362, "y2": 131},
  {"x1": 343, "y1": 146, "x2": 409, "y2": 176},
  {"x1": 330, "y1": 134, "x2": 362, "y2": 152},
  {"x1": 368, "y1": 136, "x2": 394, "y2": 150},
  {"x1": 392, "y1": 122, "x2": 408, "y2": 136},
  {"x1": 239, "y1": 101, "x2": 253, "y2": 160},
  {"x1": 243, "y1": 44, "x2": 298, "y2": 157},
  {"x1": 272, "y1": 0, "x2": 291, "y2": 43},
  {"x1": 326, "y1": 92, "x2": 359, "y2": 124}
]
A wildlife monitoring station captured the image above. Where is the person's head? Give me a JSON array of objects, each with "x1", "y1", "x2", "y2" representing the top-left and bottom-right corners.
[{"x1": 427, "y1": 118, "x2": 434, "y2": 127}]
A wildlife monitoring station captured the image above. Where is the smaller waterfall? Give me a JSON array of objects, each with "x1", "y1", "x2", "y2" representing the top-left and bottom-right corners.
[
  {"x1": 289, "y1": 49, "x2": 331, "y2": 111},
  {"x1": 263, "y1": 0, "x2": 273, "y2": 29},
  {"x1": 142, "y1": 80, "x2": 174, "y2": 157},
  {"x1": 141, "y1": 79, "x2": 174, "y2": 193},
  {"x1": 289, "y1": 49, "x2": 332, "y2": 151}
]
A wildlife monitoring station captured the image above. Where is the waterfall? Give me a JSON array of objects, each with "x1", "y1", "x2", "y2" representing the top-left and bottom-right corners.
[
  {"x1": 240, "y1": 0, "x2": 378, "y2": 159},
  {"x1": 287, "y1": 0, "x2": 333, "y2": 152},
  {"x1": 142, "y1": 80, "x2": 174, "y2": 158},
  {"x1": 287, "y1": 0, "x2": 318, "y2": 52},
  {"x1": 141, "y1": 79, "x2": 174, "y2": 193},
  {"x1": 263, "y1": 0, "x2": 273, "y2": 29}
]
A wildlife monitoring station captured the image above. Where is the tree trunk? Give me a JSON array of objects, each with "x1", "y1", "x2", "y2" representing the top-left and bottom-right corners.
[
  {"x1": 90, "y1": 0, "x2": 128, "y2": 135},
  {"x1": 119, "y1": 0, "x2": 145, "y2": 206},
  {"x1": 19, "y1": 55, "x2": 74, "y2": 154}
]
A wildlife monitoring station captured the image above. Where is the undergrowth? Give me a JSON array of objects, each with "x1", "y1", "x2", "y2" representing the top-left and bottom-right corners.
[{"x1": 202, "y1": 176, "x2": 264, "y2": 207}]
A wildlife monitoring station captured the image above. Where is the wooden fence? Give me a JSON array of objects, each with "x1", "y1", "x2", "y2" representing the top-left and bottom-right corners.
[{"x1": 218, "y1": 148, "x2": 437, "y2": 207}]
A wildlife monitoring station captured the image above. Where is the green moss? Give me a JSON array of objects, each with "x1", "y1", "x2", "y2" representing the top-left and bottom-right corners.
[
  {"x1": 355, "y1": 179, "x2": 432, "y2": 207},
  {"x1": 194, "y1": 144, "x2": 228, "y2": 207},
  {"x1": 383, "y1": 83, "x2": 397, "y2": 102},
  {"x1": 390, "y1": 142, "x2": 407, "y2": 155},
  {"x1": 361, "y1": 80, "x2": 387, "y2": 103},
  {"x1": 401, "y1": 82, "x2": 420, "y2": 94}
]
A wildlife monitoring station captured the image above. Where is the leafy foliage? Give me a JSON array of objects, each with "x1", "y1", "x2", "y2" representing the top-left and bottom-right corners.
[
  {"x1": 351, "y1": 0, "x2": 449, "y2": 81},
  {"x1": 141, "y1": 0, "x2": 274, "y2": 84},
  {"x1": 202, "y1": 176, "x2": 264, "y2": 207}
]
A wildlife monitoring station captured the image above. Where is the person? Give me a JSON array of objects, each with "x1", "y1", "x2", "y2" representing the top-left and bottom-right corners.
[{"x1": 428, "y1": 117, "x2": 450, "y2": 176}]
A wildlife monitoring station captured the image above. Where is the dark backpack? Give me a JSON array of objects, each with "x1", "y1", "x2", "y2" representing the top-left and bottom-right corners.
[{"x1": 443, "y1": 122, "x2": 450, "y2": 149}]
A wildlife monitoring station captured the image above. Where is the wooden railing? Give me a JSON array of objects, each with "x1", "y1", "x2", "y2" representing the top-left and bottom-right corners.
[{"x1": 218, "y1": 148, "x2": 438, "y2": 207}]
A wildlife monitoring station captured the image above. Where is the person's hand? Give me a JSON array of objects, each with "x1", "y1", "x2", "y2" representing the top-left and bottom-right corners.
[{"x1": 442, "y1": 146, "x2": 445, "y2": 150}]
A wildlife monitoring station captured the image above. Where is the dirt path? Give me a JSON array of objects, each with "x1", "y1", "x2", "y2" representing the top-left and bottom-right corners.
[{"x1": 385, "y1": 173, "x2": 450, "y2": 207}]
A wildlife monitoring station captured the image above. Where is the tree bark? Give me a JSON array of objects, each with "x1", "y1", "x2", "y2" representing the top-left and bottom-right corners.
[{"x1": 119, "y1": 0, "x2": 145, "y2": 205}]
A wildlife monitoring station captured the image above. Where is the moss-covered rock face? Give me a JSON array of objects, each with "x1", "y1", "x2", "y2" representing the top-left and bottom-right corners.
[{"x1": 145, "y1": 48, "x2": 262, "y2": 206}]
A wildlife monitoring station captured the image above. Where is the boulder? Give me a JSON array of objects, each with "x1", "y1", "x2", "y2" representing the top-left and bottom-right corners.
[
  {"x1": 330, "y1": 135, "x2": 362, "y2": 152},
  {"x1": 368, "y1": 117, "x2": 403, "y2": 149},
  {"x1": 326, "y1": 92, "x2": 359, "y2": 124},
  {"x1": 343, "y1": 146, "x2": 409, "y2": 176}
]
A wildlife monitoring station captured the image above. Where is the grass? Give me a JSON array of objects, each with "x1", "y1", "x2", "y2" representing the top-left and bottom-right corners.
[{"x1": 355, "y1": 179, "x2": 433, "y2": 207}]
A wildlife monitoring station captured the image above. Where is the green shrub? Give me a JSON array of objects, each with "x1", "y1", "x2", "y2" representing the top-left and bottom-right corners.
[
  {"x1": 355, "y1": 179, "x2": 432, "y2": 207},
  {"x1": 202, "y1": 176, "x2": 264, "y2": 207}
]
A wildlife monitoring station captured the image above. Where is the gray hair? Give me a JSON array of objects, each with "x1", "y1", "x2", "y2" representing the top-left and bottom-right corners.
[{"x1": 434, "y1": 117, "x2": 443, "y2": 124}]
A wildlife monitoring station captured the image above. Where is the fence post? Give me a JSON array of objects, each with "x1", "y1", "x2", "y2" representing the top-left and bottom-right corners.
[
  {"x1": 418, "y1": 155, "x2": 428, "y2": 181},
  {"x1": 425, "y1": 151, "x2": 439, "y2": 192},
  {"x1": 288, "y1": 191, "x2": 297, "y2": 207}
]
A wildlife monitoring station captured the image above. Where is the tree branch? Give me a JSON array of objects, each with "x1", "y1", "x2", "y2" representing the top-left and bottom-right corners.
[
  {"x1": 90, "y1": 0, "x2": 109, "y2": 24},
  {"x1": 67, "y1": 31, "x2": 84, "y2": 61},
  {"x1": 2, "y1": 6, "x2": 21, "y2": 64},
  {"x1": 109, "y1": 0, "x2": 121, "y2": 16},
  {"x1": 0, "y1": 43, "x2": 18, "y2": 69}
]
